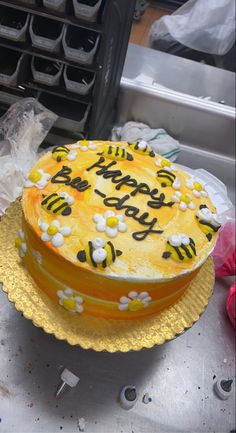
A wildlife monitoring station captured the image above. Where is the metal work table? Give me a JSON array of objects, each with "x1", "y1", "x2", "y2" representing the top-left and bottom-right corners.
[
  {"x1": 0, "y1": 278, "x2": 235, "y2": 433},
  {"x1": 0, "y1": 44, "x2": 235, "y2": 433}
]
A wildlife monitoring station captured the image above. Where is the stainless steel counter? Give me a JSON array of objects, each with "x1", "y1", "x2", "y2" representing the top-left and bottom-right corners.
[
  {"x1": 0, "y1": 44, "x2": 235, "y2": 433},
  {"x1": 0, "y1": 277, "x2": 235, "y2": 433}
]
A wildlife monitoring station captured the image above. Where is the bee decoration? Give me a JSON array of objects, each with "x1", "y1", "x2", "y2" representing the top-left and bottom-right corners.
[
  {"x1": 41, "y1": 192, "x2": 74, "y2": 216},
  {"x1": 128, "y1": 140, "x2": 155, "y2": 158},
  {"x1": 77, "y1": 237, "x2": 122, "y2": 268},
  {"x1": 52, "y1": 145, "x2": 76, "y2": 162},
  {"x1": 157, "y1": 169, "x2": 176, "y2": 187},
  {"x1": 196, "y1": 204, "x2": 221, "y2": 241},
  {"x1": 97, "y1": 145, "x2": 133, "y2": 161},
  {"x1": 162, "y1": 233, "x2": 197, "y2": 262}
]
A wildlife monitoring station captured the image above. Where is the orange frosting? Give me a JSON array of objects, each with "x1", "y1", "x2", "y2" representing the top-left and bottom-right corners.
[{"x1": 19, "y1": 140, "x2": 218, "y2": 319}]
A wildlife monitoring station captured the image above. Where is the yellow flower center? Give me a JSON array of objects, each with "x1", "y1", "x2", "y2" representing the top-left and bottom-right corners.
[
  {"x1": 80, "y1": 139, "x2": 89, "y2": 146},
  {"x1": 63, "y1": 298, "x2": 76, "y2": 311},
  {"x1": 15, "y1": 237, "x2": 22, "y2": 249},
  {"x1": 28, "y1": 169, "x2": 42, "y2": 183},
  {"x1": 47, "y1": 225, "x2": 59, "y2": 236},
  {"x1": 106, "y1": 216, "x2": 119, "y2": 228},
  {"x1": 161, "y1": 159, "x2": 171, "y2": 167},
  {"x1": 193, "y1": 181, "x2": 202, "y2": 192},
  {"x1": 128, "y1": 299, "x2": 144, "y2": 312},
  {"x1": 180, "y1": 194, "x2": 191, "y2": 204}
]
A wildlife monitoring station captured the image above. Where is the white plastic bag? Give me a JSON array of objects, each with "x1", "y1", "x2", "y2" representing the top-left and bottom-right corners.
[
  {"x1": 150, "y1": 0, "x2": 235, "y2": 55},
  {"x1": 0, "y1": 98, "x2": 57, "y2": 216}
]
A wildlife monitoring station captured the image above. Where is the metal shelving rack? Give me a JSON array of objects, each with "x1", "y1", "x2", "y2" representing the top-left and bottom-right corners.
[{"x1": 0, "y1": 0, "x2": 135, "y2": 141}]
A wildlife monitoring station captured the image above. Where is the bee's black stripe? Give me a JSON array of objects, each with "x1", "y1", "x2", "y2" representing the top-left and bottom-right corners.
[
  {"x1": 53, "y1": 146, "x2": 69, "y2": 154},
  {"x1": 47, "y1": 197, "x2": 64, "y2": 210},
  {"x1": 108, "y1": 146, "x2": 113, "y2": 155},
  {"x1": 157, "y1": 170, "x2": 176, "y2": 180},
  {"x1": 41, "y1": 193, "x2": 57, "y2": 205},
  {"x1": 88, "y1": 241, "x2": 97, "y2": 267},
  {"x1": 53, "y1": 202, "x2": 68, "y2": 213},
  {"x1": 134, "y1": 143, "x2": 139, "y2": 150},
  {"x1": 181, "y1": 244, "x2": 193, "y2": 259},
  {"x1": 115, "y1": 147, "x2": 119, "y2": 156},
  {"x1": 157, "y1": 173, "x2": 175, "y2": 183},
  {"x1": 122, "y1": 148, "x2": 125, "y2": 158},
  {"x1": 149, "y1": 150, "x2": 155, "y2": 157},
  {"x1": 173, "y1": 246, "x2": 184, "y2": 260},
  {"x1": 199, "y1": 220, "x2": 219, "y2": 232},
  {"x1": 189, "y1": 238, "x2": 196, "y2": 255},
  {"x1": 107, "y1": 241, "x2": 116, "y2": 262}
]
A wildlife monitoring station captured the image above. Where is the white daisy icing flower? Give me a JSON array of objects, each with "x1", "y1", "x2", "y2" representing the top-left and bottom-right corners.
[
  {"x1": 25, "y1": 169, "x2": 51, "y2": 189},
  {"x1": 32, "y1": 249, "x2": 43, "y2": 265},
  {"x1": 70, "y1": 140, "x2": 97, "y2": 151},
  {"x1": 59, "y1": 191, "x2": 74, "y2": 205},
  {"x1": 172, "y1": 191, "x2": 196, "y2": 211},
  {"x1": 93, "y1": 210, "x2": 127, "y2": 238},
  {"x1": 15, "y1": 229, "x2": 27, "y2": 258},
  {"x1": 186, "y1": 178, "x2": 208, "y2": 198},
  {"x1": 119, "y1": 291, "x2": 152, "y2": 312},
  {"x1": 155, "y1": 158, "x2": 177, "y2": 172},
  {"x1": 57, "y1": 288, "x2": 84, "y2": 313},
  {"x1": 67, "y1": 151, "x2": 77, "y2": 161},
  {"x1": 38, "y1": 219, "x2": 71, "y2": 247}
]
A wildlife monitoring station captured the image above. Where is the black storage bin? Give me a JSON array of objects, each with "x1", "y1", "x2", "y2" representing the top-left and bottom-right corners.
[
  {"x1": 43, "y1": 0, "x2": 67, "y2": 12},
  {"x1": 0, "y1": 47, "x2": 27, "y2": 86},
  {"x1": 31, "y1": 57, "x2": 63, "y2": 86},
  {"x1": 30, "y1": 15, "x2": 65, "y2": 52},
  {"x1": 0, "y1": 5, "x2": 30, "y2": 42},
  {"x1": 0, "y1": 0, "x2": 135, "y2": 138},
  {"x1": 64, "y1": 65, "x2": 95, "y2": 95},
  {"x1": 72, "y1": 0, "x2": 103, "y2": 22},
  {"x1": 39, "y1": 93, "x2": 90, "y2": 133},
  {"x1": 62, "y1": 25, "x2": 99, "y2": 65}
]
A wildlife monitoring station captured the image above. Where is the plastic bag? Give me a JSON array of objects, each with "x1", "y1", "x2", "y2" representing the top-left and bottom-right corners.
[
  {"x1": 0, "y1": 98, "x2": 57, "y2": 216},
  {"x1": 149, "y1": 0, "x2": 235, "y2": 56},
  {"x1": 213, "y1": 223, "x2": 235, "y2": 277}
]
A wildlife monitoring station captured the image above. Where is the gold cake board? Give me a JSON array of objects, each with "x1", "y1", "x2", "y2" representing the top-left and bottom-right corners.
[{"x1": 0, "y1": 200, "x2": 215, "y2": 352}]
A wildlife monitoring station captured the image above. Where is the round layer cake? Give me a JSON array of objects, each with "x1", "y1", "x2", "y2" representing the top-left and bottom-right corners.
[{"x1": 17, "y1": 140, "x2": 220, "y2": 319}]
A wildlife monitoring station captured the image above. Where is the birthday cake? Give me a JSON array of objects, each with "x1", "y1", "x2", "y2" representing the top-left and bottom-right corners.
[{"x1": 16, "y1": 140, "x2": 220, "y2": 319}]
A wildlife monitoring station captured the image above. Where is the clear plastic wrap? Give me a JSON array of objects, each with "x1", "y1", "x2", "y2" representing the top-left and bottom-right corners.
[
  {"x1": 149, "y1": 0, "x2": 235, "y2": 56},
  {"x1": 0, "y1": 98, "x2": 57, "y2": 216}
]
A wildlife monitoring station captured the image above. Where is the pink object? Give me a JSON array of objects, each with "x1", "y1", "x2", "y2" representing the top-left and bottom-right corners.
[
  {"x1": 226, "y1": 282, "x2": 236, "y2": 329},
  {"x1": 213, "y1": 222, "x2": 236, "y2": 277},
  {"x1": 213, "y1": 222, "x2": 236, "y2": 329}
]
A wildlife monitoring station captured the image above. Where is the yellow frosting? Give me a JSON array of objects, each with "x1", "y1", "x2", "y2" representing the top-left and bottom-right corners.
[
  {"x1": 20, "y1": 140, "x2": 219, "y2": 319},
  {"x1": 22, "y1": 141, "x2": 217, "y2": 279}
]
